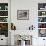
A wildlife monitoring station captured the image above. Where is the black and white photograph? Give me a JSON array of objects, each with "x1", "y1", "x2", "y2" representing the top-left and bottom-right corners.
[{"x1": 17, "y1": 10, "x2": 29, "y2": 20}]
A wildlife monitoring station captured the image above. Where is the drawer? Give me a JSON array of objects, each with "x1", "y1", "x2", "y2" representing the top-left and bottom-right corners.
[{"x1": 0, "y1": 37, "x2": 8, "y2": 45}]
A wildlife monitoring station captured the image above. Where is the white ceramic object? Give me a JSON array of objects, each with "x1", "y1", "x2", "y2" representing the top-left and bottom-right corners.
[
  {"x1": 45, "y1": 6, "x2": 46, "y2": 8},
  {"x1": 5, "y1": 6, "x2": 8, "y2": 10},
  {"x1": 42, "y1": 12, "x2": 45, "y2": 14},
  {"x1": 21, "y1": 40, "x2": 25, "y2": 46},
  {"x1": 0, "y1": 6, "x2": 1, "y2": 10}
]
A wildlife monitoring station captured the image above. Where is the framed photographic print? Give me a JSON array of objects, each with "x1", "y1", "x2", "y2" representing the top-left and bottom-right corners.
[{"x1": 17, "y1": 10, "x2": 29, "y2": 20}]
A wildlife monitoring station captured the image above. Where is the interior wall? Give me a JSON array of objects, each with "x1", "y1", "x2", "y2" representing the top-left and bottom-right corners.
[
  {"x1": 11, "y1": 0, "x2": 38, "y2": 30},
  {"x1": 11, "y1": 0, "x2": 46, "y2": 30},
  {"x1": 11, "y1": 0, "x2": 46, "y2": 46}
]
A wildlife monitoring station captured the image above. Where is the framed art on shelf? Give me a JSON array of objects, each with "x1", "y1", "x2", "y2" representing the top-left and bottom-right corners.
[{"x1": 17, "y1": 10, "x2": 29, "y2": 20}]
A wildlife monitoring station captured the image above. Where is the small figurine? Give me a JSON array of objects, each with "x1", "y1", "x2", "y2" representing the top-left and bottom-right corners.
[
  {"x1": 29, "y1": 25, "x2": 35, "y2": 30},
  {"x1": 11, "y1": 23, "x2": 16, "y2": 30}
]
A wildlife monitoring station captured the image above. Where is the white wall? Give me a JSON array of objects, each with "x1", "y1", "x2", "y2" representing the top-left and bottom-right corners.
[
  {"x1": 11, "y1": 0, "x2": 38, "y2": 30},
  {"x1": 11, "y1": 0, "x2": 46, "y2": 30},
  {"x1": 11, "y1": 0, "x2": 46, "y2": 46}
]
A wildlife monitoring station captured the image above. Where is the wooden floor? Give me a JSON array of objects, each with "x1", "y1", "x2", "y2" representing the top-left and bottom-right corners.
[{"x1": 0, "y1": 45, "x2": 8, "y2": 46}]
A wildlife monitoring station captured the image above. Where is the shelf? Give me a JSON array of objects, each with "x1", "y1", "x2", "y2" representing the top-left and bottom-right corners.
[
  {"x1": 0, "y1": 16, "x2": 8, "y2": 17},
  {"x1": 0, "y1": 22, "x2": 8, "y2": 23},
  {"x1": 38, "y1": 10, "x2": 46, "y2": 11},
  {"x1": 38, "y1": 22, "x2": 46, "y2": 23},
  {"x1": 0, "y1": 10, "x2": 8, "y2": 11},
  {"x1": 38, "y1": 15, "x2": 46, "y2": 17},
  {"x1": 38, "y1": 28, "x2": 46, "y2": 29}
]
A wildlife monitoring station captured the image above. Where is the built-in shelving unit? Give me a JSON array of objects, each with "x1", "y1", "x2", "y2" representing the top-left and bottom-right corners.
[
  {"x1": 38, "y1": 3, "x2": 46, "y2": 37},
  {"x1": 0, "y1": 3, "x2": 8, "y2": 37}
]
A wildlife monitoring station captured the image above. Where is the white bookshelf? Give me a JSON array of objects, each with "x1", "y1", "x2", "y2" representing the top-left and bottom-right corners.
[
  {"x1": 0, "y1": 3, "x2": 8, "y2": 38},
  {"x1": 38, "y1": 22, "x2": 46, "y2": 23},
  {"x1": 0, "y1": 16, "x2": 8, "y2": 17},
  {"x1": 38, "y1": 3, "x2": 46, "y2": 37},
  {"x1": 0, "y1": 10, "x2": 8, "y2": 11},
  {"x1": 38, "y1": 10, "x2": 46, "y2": 11},
  {"x1": 0, "y1": 21, "x2": 8, "y2": 23},
  {"x1": 38, "y1": 16, "x2": 46, "y2": 17},
  {"x1": 38, "y1": 28, "x2": 46, "y2": 29}
]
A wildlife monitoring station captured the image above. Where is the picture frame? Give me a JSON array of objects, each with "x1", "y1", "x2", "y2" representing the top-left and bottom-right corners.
[{"x1": 17, "y1": 10, "x2": 29, "y2": 20}]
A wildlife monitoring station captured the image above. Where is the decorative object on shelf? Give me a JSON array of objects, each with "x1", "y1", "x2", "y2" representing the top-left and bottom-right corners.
[
  {"x1": 5, "y1": 6, "x2": 8, "y2": 10},
  {"x1": 42, "y1": 12, "x2": 45, "y2": 15},
  {"x1": 11, "y1": 23, "x2": 16, "y2": 30},
  {"x1": 0, "y1": 6, "x2": 1, "y2": 10},
  {"x1": 0, "y1": 17, "x2": 8, "y2": 22},
  {"x1": 0, "y1": 23, "x2": 8, "y2": 37},
  {"x1": 40, "y1": 8, "x2": 45, "y2": 10},
  {"x1": 19, "y1": 35, "x2": 29, "y2": 40},
  {"x1": 29, "y1": 25, "x2": 35, "y2": 30},
  {"x1": 39, "y1": 29, "x2": 46, "y2": 37},
  {"x1": 42, "y1": 11, "x2": 46, "y2": 16},
  {"x1": 0, "y1": 11, "x2": 8, "y2": 16},
  {"x1": 45, "y1": 6, "x2": 46, "y2": 10},
  {"x1": 38, "y1": 17, "x2": 46, "y2": 22},
  {"x1": 38, "y1": 11, "x2": 46, "y2": 16},
  {"x1": 38, "y1": 23, "x2": 46, "y2": 28},
  {"x1": 17, "y1": 10, "x2": 29, "y2": 20},
  {"x1": 38, "y1": 3, "x2": 46, "y2": 10},
  {"x1": 0, "y1": 3, "x2": 8, "y2": 10},
  {"x1": 0, "y1": 23, "x2": 8, "y2": 30}
]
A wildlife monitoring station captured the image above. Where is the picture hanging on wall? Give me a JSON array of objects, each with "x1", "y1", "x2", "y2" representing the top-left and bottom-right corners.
[{"x1": 17, "y1": 10, "x2": 29, "y2": 20}]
